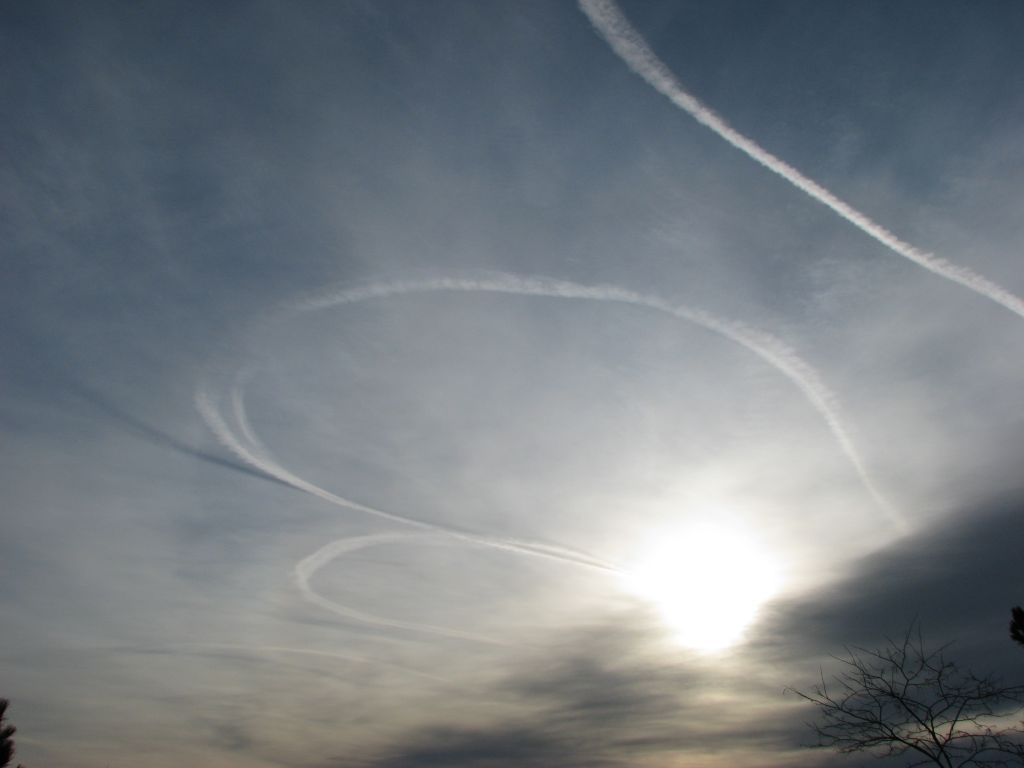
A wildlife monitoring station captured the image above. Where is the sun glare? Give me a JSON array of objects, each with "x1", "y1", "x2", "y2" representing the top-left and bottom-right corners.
[{"x1": 623, "y1": 522, "x2": 783, "y2": 652}]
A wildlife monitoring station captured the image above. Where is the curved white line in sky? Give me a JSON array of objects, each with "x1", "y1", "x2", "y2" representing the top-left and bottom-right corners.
[
  {"x1": 197, "y1": 381, "x2": 621, "y2": 573},
  {"x1": 578, "y1": 0, "x2": 1024, "y2": 321},
  {"x1": 294, "y1": 533, "x2": 507, "y2": 645},
  {"x1": 197, "y1": 273, "x2": 905, "y2": 640},
  {"x1": 293, "y1": 273, "x2": 904, "y2": 531},
  {"x1": 230, "y1": 366, "x2": 266, "y2": 454}
]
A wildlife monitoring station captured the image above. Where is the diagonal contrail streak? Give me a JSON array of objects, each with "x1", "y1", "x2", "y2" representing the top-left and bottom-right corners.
[{"x1": 578, "y1": 0, "x2": 1024, "y2": 321}]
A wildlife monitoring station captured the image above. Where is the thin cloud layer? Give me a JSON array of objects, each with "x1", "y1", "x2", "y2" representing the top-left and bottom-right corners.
[
  {"x1": 362, "y1": 615, "x2": 842, "y2": 768},
  {"x1": 2, "y1": 2, "x2": 1023, "y2": 766},
  {"x1": 370, "y1": 493, "x2": 1024, "y2": 768}
]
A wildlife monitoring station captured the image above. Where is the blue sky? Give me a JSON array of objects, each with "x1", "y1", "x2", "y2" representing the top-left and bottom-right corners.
[{"x1": 3, "y1": 2, "x2": 1024, "y2": 766}]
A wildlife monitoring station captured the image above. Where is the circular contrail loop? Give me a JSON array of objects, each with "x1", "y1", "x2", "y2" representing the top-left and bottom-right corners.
[{"x1": 197, "y1": 272, "x2": 906, "y2": 642}]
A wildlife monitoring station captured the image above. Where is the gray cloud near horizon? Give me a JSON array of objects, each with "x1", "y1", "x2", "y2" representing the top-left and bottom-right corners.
[{"x1": 363, "y1": 490, "x2": 1024, "y2": 768}]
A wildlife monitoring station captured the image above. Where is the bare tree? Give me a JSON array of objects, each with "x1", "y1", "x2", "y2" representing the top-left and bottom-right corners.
[
  {"x1": 788, "y1": 626, "x2": 1024, "y2": 767},
  {"x1": 1011, "y1": 607, "x2": 1024, "y2": 648},
  {"x1": 0, "y1": 699, "x2": 22, "y2": 768}
]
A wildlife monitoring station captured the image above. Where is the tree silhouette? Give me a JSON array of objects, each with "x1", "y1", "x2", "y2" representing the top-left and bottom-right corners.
[
  {"x1": 0, "y1": 699, "x2": 22, "y2": 768},
  {"x1": 1011, "y1": 607, "x2": 1024, "y2": 648},
  {"x1": 788, "y1": 626, "x2": 1024, "y2": 767}
]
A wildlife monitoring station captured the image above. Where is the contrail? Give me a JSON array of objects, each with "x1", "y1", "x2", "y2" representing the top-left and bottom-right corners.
[
  {"x1": 230, "y1": 366, "x2": 267, "y2": 454},
  {"x1": 197, "y1": 383, "x2": 621, "y2": 573},
  {"x1": 294, "y1": 533, "x2": 507, "y2": 645},
  {"x1": 197, "y1": 272, "x2": 904, "y2": 643},
  {"x1": 170, "y1": 643, "x2": 452, "y2": 683},
  {"x1": 67, "y1": 380, "x2": 291, "y2": 490},
  {"x1": 293, "y1": 273, "x2": 904, "y2": 531},
  {"x1": 204, "y1": 378, "x2": 608, "y2": 641},
  {"x1": 578, "y1": 0, "x2": 1024, "y2": 321}
]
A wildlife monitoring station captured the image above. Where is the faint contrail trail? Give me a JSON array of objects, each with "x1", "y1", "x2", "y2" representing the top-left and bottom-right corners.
[
  {"x1": 294, "y1": 533, "x2": 507, "y2": 644},
  {"x1": 230, "y1": 366, "x2": 266, "y2": 453},
  {"x1": 67, "y1": 379, "x2": 291, "y2": 490},
  {"x1": 292, "y1": 273, "x2": 903, "y2": 531},
  {"x1": 172, "y1": 642, "x2": 452, "y2": 683},
  {"x1": 578, "y1": 0, "x2": 1024, "y2": 321}
]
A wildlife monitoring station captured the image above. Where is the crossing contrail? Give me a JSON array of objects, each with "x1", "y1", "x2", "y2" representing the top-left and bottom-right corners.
[
  {"x1": 204, "y1": 378, "x2": 612, "y2": 640},
  {"x1": 578, "y1": 0, "x2": 1024, "y2": 321},
  {"x1": 197, "y1": 381, "x2": 622, "y2": 573}
]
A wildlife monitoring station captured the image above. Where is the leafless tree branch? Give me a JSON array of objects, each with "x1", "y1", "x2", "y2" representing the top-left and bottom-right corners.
[{"x1": 787, "y1": 625, "x2": 1024, "y2": 767}]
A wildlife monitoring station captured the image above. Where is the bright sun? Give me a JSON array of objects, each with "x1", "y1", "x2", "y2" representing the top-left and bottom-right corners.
[{"x1": 622, "y1": 522, "x2": 783, "y2": 652}]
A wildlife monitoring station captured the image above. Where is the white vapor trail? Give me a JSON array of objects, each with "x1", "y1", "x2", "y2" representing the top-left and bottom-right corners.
[
  {"x1": 230, "y1": 366, "x2": 266, "y2": 453},
  {"x1": 293, "y1": 273, "x2": 904, "y2": 531},
  {"x1": 197, "y1": 272, "x2": 905, "y2": 640},
  {"x1": 578, "y1": 0, "x2": 1024, "y2": 321},
  {"x1": 197, "y1": 379, "x2": 621, "y2": 574},
  {"x1": 294, "y1": 533, "x2": 506, "y2": 644}
]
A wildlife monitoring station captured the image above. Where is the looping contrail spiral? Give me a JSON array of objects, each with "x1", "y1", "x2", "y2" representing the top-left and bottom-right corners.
[
  {"x1": 197, "y1": 272, "x2": 906, "y2": 642},
  {"x1": 201, "y1": 324, "x2": 620, "y2": 641},
  {"x1": 290, "y1": 273, "x2": 904, "y2": 530},
  {"x1": 198, "y1": 382, "x2": 618, "y2": 576},
  {"x1": 579, "y1": 0, "x2": 1024, "y2": 321},
  {"x1": 195, "y1": 272, "x2": 909, "y2": 643}
]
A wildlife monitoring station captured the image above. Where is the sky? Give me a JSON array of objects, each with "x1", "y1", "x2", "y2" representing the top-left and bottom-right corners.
[{"x1": 2, "y1": 1, "x2": 1024, "y2": 766}]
